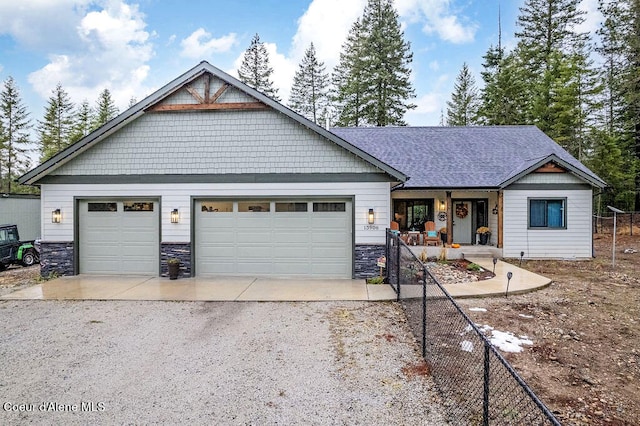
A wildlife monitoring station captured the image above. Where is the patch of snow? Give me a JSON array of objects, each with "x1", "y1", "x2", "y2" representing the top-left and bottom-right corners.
[
  {"x1": 476, "y1": 324, "x2": 534, "y2": 353},
  {"x1": 469, "y1": 307, "x2": 487, "y2": 312},
  {"x1": 460, "y1": 340, "x2": 474, "y2": 352}
]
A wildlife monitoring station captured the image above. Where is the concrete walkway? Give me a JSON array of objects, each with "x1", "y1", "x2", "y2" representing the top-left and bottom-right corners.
[
  {"x1": 1, "y1": 259, "x2": 550, "y2": 302},
  {"x1": 443, "y1": 257, "x2": 550, "y2": 298}
]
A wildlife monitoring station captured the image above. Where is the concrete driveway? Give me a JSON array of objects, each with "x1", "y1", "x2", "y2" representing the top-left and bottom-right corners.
[{"x1": 1, "y1": 275, "x2": 396, "y2": 301}]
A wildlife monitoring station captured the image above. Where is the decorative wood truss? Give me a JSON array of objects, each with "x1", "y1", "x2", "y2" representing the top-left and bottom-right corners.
[
  {"x1": 534, "y1": 162, "x2": 567, "y2": 173},
  {"x1": 147, "y1": 73, "x2": 267, "y2": 112}
]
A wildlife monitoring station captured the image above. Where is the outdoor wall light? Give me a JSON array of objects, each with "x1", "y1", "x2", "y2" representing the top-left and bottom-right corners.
[
  {"x1": 171, "y1": 208, "x2": 179, "y2": 224},
  {"x1": 368, "y1": 208, "x2": 375, "y2": 224},
  {"x1": 52, "y1": 209, "x2": 61, "y2": 223},
  {"x1": 439, "y1": 200, "x2": 446, "y2": 212}
]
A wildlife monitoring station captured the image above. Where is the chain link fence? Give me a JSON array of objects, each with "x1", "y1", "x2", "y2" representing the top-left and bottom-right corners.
[
  {"x1": 594, "y1": 212, "x2": 639, "y2": 235},
  {"x1": 385, "y1": 230, "x2": 560, "y2": 425}
]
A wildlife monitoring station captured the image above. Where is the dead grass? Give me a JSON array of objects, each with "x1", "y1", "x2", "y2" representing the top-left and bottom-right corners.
[{"x1": 457, "y1": 234, "x2": 640, "y2": 425}]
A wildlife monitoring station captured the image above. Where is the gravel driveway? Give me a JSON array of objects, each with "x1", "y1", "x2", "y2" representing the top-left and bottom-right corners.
[{"x1": 0, "y1": 300, "x2": 447, "y2": 425}]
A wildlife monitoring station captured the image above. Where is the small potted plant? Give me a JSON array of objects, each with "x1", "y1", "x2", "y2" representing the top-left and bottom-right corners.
[
  {"x1": 167, "y1": 258, "x2": 181, "y2": 280},
  {"x1": 476, "y1": 226, "x2": 491, "y2": 245}
]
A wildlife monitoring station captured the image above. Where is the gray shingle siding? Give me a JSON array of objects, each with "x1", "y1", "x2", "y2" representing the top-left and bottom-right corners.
[{"x1": 53, "y1": 109, "x2": 380, "y2": 176}]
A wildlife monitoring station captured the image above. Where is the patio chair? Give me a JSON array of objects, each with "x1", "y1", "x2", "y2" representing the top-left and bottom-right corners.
[{"x1": 423, "y1": 221, "x2": 440, "y2": 246}]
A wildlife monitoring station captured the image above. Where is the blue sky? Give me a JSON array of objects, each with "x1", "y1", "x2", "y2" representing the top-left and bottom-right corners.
[{"x1": 0, "y1": 0, "x2": 602, "y2": 127}]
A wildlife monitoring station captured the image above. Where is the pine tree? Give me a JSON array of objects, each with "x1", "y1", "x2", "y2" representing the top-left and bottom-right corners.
[
  {"x1": 0, "y1": 77, "x2": 31, "y2": 193},
  {"x1": 38, "y1": 83, "x2": 76, "y2": 162},
  {"x1": 92, "y1": 89, "x2": 119, "y2": 130},
  {"x1": 333, "y1": 0, "x2": 415, "y2": 126},
  {"x1": 446, "y1": 63, "x2": 479, "y2": 126},
  {"x1": 332, "y1": 19, "x2": 368, "y2": 126},
  {"x1": 237, "y1": 34, "x2": 280, "y2": 101},
  {"x1": 478, "y1": 49, "x2": 529, "y2": 125},
  {"x1": 70, "y1": 100, "x2": 94, "y2": 144},
  {"x1": 514, "y1": 0, "x2": 598, "y2": 156},
  {"x1": 288, "y1": 43, "x2": 330, "y2": 124},
  {"x1": 597, "y1": 0, "x2": 640, "y2": 209}
]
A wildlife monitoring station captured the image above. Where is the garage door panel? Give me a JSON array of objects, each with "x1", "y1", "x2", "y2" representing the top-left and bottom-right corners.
[
  {"x1": 235, "y1": 261, "x2": 273, "y2": 275},
  {"x1": 196, "y1": 200, "x2": 351, "y2": 278},
  {"x1": 272, "y1": 231, "x2": 308, "y2": 244},
  {"x1": 273, "y1": 216, "x2": 309, "y2": 229},
  {"x1": 274, "y1": 245, "x2": 310, "y2": 258},
  {"x1": 272, "y1": 262, "x2": 310, "y2": 275}
]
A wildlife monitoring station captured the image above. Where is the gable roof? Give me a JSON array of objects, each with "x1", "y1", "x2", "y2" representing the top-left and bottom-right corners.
[
  {"x1": 19, "y1": 61, "x2": 407, "y2": 185},
  {"x1": 330, "y1": 126, "x2": 606, "y2": 189}
]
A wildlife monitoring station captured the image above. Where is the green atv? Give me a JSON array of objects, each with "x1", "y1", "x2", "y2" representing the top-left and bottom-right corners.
[{"x1": 0, "y1": 224, "x2": 40, "y2": 271}]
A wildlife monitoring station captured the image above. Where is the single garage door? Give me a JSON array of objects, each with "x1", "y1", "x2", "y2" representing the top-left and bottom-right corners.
[
  {"x1": 78, "y1": 200, "x2": 159, "y2": 274},
  {"x1": 196, "y1": 200, "x2": 352, "y2": 278}
]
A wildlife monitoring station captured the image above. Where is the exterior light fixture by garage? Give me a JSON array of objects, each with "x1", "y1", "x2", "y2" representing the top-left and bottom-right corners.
[
  {"x1": 52, "y1": 209, "x2": 61, "y2": 223},
  {"x1": 368, "y1": 208, "x2": 375, "y2": 224},
  {"x1": 171, "y1": 209, "x2": 179, "y2": 224},
  {"x1": 439, "y1": 200, "x2": 446, "y2": 212}
]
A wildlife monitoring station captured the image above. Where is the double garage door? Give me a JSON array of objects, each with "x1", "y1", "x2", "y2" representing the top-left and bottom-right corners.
[
  {"x1": 78, "y1": 198, "x2": 352, "y2": 278},
  {"x1": 195, "y1": 199, "x2": 352, "y2": 278}
]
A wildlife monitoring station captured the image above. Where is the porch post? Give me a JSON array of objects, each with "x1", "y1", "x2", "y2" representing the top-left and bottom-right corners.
[
  {"x1": 497, "y1": 191, "x2": 503, "y2": 248},
  {"x1": 446, "y1": 191, "x2": 453, "y2": 245}
]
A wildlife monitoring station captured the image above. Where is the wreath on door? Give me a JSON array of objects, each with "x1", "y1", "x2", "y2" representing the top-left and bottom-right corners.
[{"x1": 455, "y1": 203, "x2": 469, "y2": 219}]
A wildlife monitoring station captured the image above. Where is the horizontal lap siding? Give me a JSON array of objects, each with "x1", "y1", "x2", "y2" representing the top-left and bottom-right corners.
[
  {"x1": 40, "y1": 182, "x2": 390, "y2": 245},
  {"x1": 503, "y1": 189, "x2": 593, "y2": 258}
]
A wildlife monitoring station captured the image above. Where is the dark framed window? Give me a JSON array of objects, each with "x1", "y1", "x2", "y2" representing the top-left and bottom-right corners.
[
  {"x1": 529, "y1": 198, "x2": 566, "y2": 229},
  {"x1": 393, "y1": 199, "x2": 434, "y2": 231},
  {"x1": 276, "y1": 202, "x2": 308, "y2": 212},
  {"x1": 313, "y1": 202, "x2": 346, "y2": 212},
  {"x1": 88, "y1": 202, "x2": 117, "y2": 212},
  {"x1": 123, "y1": 202, "x2": 154, "y2": 212}
]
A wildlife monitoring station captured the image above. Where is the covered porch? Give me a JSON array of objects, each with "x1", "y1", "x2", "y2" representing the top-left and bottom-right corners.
[{"x1": 391, "y1": 189, "x2": 503, "y2": 250}]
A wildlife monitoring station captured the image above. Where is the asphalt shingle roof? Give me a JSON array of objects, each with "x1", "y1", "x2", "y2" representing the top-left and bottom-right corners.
[{"x1": 331, "y1": 125, "x2": 605, "y2": 188}]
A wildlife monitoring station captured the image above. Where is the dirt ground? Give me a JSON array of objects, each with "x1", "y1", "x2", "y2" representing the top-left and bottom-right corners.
[
  {"x1": 0, "y1": 265, "x2": 40, "y2": 296},
  {"x1": 457, "y1": 233, "x2": 640, "y2": 426}
]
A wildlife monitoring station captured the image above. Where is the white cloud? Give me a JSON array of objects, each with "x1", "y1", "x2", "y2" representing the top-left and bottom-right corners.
[
  {"x1": 395, "y1": 0, "x2": 478, "y2": 44},
  {"x1": 0, "y1": 0, "x2": 91, "y2": 50},
  {"x1": 27, "y1": 1, "x2": 154, "y2": 110},
  {"x1": 180, "y1": 28, "x2": 237, "y2": 59},
  {"x1": 291, "y1": 0, "x2": 367, "y2": 68}
]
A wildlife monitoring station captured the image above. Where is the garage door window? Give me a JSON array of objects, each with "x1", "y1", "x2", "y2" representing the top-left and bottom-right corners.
[
  {"x1": 238, "y1": 202, "x2": 270, "y2": 212},
  {"x1": 276, "y1": 202, "x2": 308, "y2": 212},
  {"x1": 88, "y1": 202, "x2": 117, "y2": 212},
  {"x1": 201, "y1": 201, "x2": 233, "y2": 212},
  {"x1": 313, "y1": 202, "x2": 346, "y2": 212},
  {"x1": 124, "y1": 202, "x2": 154, "y2": 212}
]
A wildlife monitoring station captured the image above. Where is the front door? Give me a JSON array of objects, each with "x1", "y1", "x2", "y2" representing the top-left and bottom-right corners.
[{"x1": 453, "y1": 201, "x2": 473, "y2": 244}]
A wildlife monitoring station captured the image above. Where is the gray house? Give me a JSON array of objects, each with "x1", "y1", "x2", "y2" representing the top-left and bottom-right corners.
[{"x1": 18, "y1": 61, "x2": 605, "y2": 280}]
